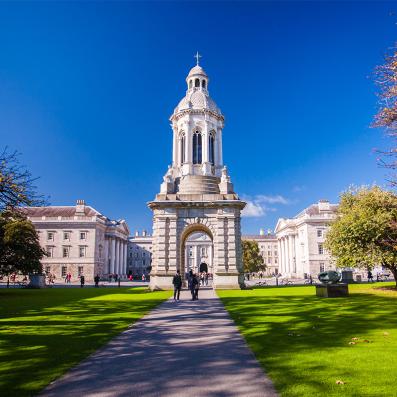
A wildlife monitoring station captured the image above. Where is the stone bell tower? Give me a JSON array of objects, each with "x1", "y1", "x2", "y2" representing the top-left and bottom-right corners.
[{"x1": 149, "y1": 55, "x2": 245, "y2": 290}]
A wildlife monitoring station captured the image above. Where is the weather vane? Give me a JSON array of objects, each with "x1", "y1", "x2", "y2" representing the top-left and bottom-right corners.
[{"x1": 194, "y1": 51, "x2": 202, "y2": 66}]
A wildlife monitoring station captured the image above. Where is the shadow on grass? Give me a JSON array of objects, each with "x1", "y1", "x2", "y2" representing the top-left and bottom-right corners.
[
  {"x1": 219, "y1": 287, "x2": 397, "y2": 396},
  {"x1": 0, "y1": 288, "x2": 170, "y2": 397}
]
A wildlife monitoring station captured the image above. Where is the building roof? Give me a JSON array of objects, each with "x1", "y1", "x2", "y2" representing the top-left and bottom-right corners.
[
  {"x1": 174, "y1": 90, "x2": 221, "y2": 115},
  {"x1": 242, "y1": 234, "x2": 277, "y2": 240},
  {"x1": 22, "y1": 205, "x2": 101, "y2": 218},
  {"x1": 187, "y1": 65, "x2": 207, "y2": 77}
]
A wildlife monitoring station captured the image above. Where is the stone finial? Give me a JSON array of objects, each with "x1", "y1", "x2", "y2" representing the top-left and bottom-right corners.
[{"x1": 75, "y1": 199, "x2": 86, "y2": 214}]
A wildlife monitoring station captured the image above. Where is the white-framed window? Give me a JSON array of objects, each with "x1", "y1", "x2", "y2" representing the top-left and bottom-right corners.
[
  {"x1": 274, "y1": 250, "x2": 278, "y2": 256},
  {"x1": 318, "y1": 243, "x2": 324, "y2": 255},
  {"x1": 143, "y1": 252, "x2": 146, "y2": 257},
  {"x1": 274, "y1": 258, "x2": 278, "y2": 264},
  {"x1": 47, "y1": 231, "x2": 54, "y2": 241},
  {"x1": 45, "y1": 266, "x2": 51, "y2": 274},
  {"x1": 61, "y1": 266, "x2": 67, "y2": 277},
  {"x1": 268, "y1": 257, "x2": 271, "y2": 264},
  {"x1": 78, "y1": 266, "x2": 84, "y2": 276},
  {"x1": 268, "y1": 251, "x2": 271, "y2": 256},
  {"x1": 317, "y1": 229, "x2": 323, "y2": 238},
  {"x1": 201, "y1": 247, "x2": 206, "y2": 256},
  {"x1": 98, "y1": 245, "x2": 102, "y2": 259},
  {"x1": 319, "y1": 262, "x2": 325, "y2": 272},
  {"x1": 80, "y1": 231, "x2": 87, "y2": 240},
  {"x1": 46, "y1": 246, "x2": 54, "y2": 258},
  {"x1": 62, "y1": 246, "x2": 70, "y2": 258},
  {"x1": 79, "y1": 246, "x2": 86, "y2": 258},
  {"x1": 63, "y1": 231, "x2": 71, "y2": 241}
]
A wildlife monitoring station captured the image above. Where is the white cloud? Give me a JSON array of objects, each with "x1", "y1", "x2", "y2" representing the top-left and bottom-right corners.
[
  {"x1": 241, "y1": 194, "x2": 290, "y2": 218},
  {"x1": 242, "y1": 200, "x2": 266, "y2": 217},
  {"x1": 292, "y1": 185, "x2": 306, "y2": 193}
]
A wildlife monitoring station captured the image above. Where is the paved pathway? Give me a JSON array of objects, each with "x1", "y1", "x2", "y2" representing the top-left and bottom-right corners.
[{"x1": 41, "y1": 288, "x2": 277, "y2": 397}]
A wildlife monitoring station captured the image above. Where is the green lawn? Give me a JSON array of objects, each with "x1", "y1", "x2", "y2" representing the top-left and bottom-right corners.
[
  {"x1": 0, "y1": 287, "x2": 172, "y2": 397},
  {"x1": 218, "y1": 283, "x2": 397, "y2": 397}
]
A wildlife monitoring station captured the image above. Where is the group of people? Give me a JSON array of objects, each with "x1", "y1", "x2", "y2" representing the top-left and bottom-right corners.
[
  {"x1": 172, "y1": 269, "x2": 201, "y2": 301},
  {"x1": 64, "y1": 273, "x2": 72, "y2": 283}
]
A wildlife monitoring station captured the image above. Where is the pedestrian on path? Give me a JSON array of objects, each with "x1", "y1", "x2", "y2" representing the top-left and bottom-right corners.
[
  {"x1": 80, "y1": 275, "x2": 85, "y2": 288},
  {"x1": 172, "y1": 270, "x2": 182, "y2": 301},
  {"x1": 188, "y1": 269, "x2": 193, "y2": 289},
  {"x1": 94, "y1": 274, "x2": 100, "y2": 287},
  {"x1": 190, "y1": 273, "x2": 199, "y2": 300}
]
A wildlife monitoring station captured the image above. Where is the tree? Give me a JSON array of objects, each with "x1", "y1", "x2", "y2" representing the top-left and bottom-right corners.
[
  {"x1": 373, "y1": 45, "x2": 397, "y2": 186},
  {"x1": 0, "y1": 148, "x2": 46, "y2": 211},
  {"x1": 242, "y1": 240, "x2": 265, "y2": 273},
  {"x1": 325, "y1": 186, "x2": 397, "y2": 287},
  {"x1": 0, "y1": 211, "x2": 45, "y2": 285}
]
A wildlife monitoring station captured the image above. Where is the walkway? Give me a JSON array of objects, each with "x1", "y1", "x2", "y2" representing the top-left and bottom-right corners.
[{"x1": 41, "y1": 288, "x2": 277, "y2": 397}]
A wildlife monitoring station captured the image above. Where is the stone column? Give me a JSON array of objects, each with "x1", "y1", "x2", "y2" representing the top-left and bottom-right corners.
[
  {"x1": 104, "y1": 239, "x2": 109, "y2": 273},
  {"x1": 172, "y1": 128, "x2": 177, "y2": 166},
  {"x1": 118, "y1": 240, "x2": 123, "y2": 277},
  {"x1": 218, "y1": 130, "x2": 223, "y2": 166},
  {"x1": 289, "y1": 235, "x2": 294, "y2": 275},
  {"x1": 110, "y1": 238, "x2": 116, "y2": 274},
  {"x1": 124, "y1": 242, "x2": 128, "y2": 276},
  {"x1": 114, "y1": 239, "x2": 119, "y2": 276},
  {"x1": 209, "y1": 244, "x2": 213, "y2": 273},
  {"x1": 195, "y1": 245, "x2": 199, "y2": 273},
  {"x1": 277, "y1": 239, "x2": 282, "y2": 274}
]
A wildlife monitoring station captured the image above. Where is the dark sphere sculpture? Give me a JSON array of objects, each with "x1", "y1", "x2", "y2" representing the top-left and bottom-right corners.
[{"x1": 318, "y1": 270, "x2": 341, "y2": 285}]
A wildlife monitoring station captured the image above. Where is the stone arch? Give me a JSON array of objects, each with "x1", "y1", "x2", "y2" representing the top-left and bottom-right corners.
[{"x1": 179, "y1": 222, "x2": 214, "y2": 284}]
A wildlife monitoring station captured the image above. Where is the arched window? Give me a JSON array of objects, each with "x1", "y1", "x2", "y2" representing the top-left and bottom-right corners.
[
  {"x1": 202, "y1": 80, "x2": 206, "y2": 89},
  {"x1": 179, "y1": 132, "x2": 185, "y2": 164},
  {"x1": 195, "y1": 78, "x2": 200, "y2": 88},
  {"x1": 209, "y1": 131, "x2": 215, "y2": 165},
  {"x1": 193, "y1": 131, "x2": 202, "y2": 164},
  {"x1": 189, "y1": 80, "x2": 192, "y2": 89}
]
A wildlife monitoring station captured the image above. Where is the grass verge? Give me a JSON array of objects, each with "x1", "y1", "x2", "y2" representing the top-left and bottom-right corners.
[
  {"x1": 218, "y1": 283, "x2": 397, "y2": 397},
  {"x1": 0, "y1": 287, "x2": 172, "y2": 396}
]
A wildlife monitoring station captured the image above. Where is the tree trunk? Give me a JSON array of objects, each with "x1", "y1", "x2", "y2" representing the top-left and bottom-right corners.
[
  {"x1": 6, "y1": 275, "x2": 9, "y2": 288},
  {"x1": 390, "y1": 267, "x2": 397, "y2": 288}
]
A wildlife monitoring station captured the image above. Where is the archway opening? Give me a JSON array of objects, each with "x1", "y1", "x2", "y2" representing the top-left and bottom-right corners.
[{"x1": 180, "y1": 225, "x2": 214, "y2": 288}]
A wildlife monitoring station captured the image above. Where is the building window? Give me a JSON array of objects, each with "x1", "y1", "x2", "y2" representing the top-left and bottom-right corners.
[
  {"x1": 180, "y1": 133, "x2": 185, "y2": 164},
  {"x1": 189, "y1": 80, "x2": 192, "y2": 89},
  {"x1": 195, "y1": 78, "x2": 200, "y2": 87},
  {"x1": 130, "y1": 253, "x2": 132, "y2": 258},
  {"x1": 268, "y1": 251, "x2": 271, "y2": 256},
  {"x1": 62, "y1": 246, "x2": 70, "y2": 258},
  {"x1": 201, "y1": 247, "x2": 206, "y2": 256},
  {"x1": 318, "y1": 243, "x2": 324, "y2": 255},
  {"x1": 268, "y1": 257, "x2": 271, "y2": 264},
  {"x1": 47, "y1": 231, "x2": 54, "y2": 241},
  {"x1": 45, "y1": 266, "x2": 51, "y2": 274},
  {"x1": 79, "y1": 246, "x2": 86, "y2": 258},
  {"x1": 193, "y1": 131, "x2": 202, "y2": 164},
  {"x1": 80, "y1": 232, "x2": 87, "y2": 240},
  {"x1": 319, "y1": 262, "x2": 325, "y2": 272},
  {"x1": 46, "y1": 246, "x2": 54, "y2": 258},
  {"x1": 209, "y1": 131, "x2": 215, "y2": 165},
  {"x1": 274, "y1": 250, "x2": 278, "y2": 256},
  {"x1": 61, "y1": 266, "x2": 67, "y2": 277},
  {"x1": 98, "y1": 245, "x2": 102, "y2": 259},
  {"x1": 63, "y1": 231, "x2": 70, "y2": 241},
  {"x1": 78, "y1": 266, "x2": 84, "y2": 276},
  {"x1": 317, "y1": 229, "x2": 323, "y2": 238},
  {"x1": 274, "y1": 258, "x2": 278, "y2": 264},
  {"x1": 143, "y1": 252, "x2": 146, "y2": 257}
]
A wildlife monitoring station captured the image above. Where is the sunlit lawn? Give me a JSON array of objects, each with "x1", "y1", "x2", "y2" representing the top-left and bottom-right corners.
[
  {"x1": 0, "y1": 287, "x2": 172, "y2": 397},
  {"x1": 218, "y1": 283, "x2": 397, "y2": 397}
]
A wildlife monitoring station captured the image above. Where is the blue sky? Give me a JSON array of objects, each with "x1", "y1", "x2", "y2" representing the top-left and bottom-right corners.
[{"x1": 0, "y1": 1, "x2": 395, "y2": 234}]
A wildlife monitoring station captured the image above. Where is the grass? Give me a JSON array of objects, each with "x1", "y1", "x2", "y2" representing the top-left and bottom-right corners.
[
  {"x1": 218, "y1": 283, "x2": 397, "y2": 397},
  {"x1": 0, "y1": 287, "x2": 172, "y2": 397}
]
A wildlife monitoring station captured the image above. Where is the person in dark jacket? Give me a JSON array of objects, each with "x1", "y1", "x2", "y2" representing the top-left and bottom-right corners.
[
  {"x1": 80, "y1": 275, "x2": 85, "y2": 288},
  {"x1": 94, "y1": 274, "x2": 100, "y2": 287},
  {"x1": 188, "y1": 269, "x2": 193, "y2": 289},
  {"x1": 190, "y1": 274, "x2": 199, "y2": 300},
  {"x1": 172, "y1": 270, "x2": 182, "y2": 301}
]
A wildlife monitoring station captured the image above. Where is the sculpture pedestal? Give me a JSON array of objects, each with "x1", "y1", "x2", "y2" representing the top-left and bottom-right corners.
[{"x1": 316, "y1": 283, "x2": 349, "y2": 298}]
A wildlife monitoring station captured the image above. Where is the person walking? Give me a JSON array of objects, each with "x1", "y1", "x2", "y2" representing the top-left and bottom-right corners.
[
  {"x1": 80, "y1": 275, "x2": 85, "y2": 288},
  {"x1": 194, "y1": 274, "x2": 200, "y2": 300},
  {"x1": 205, "y1": 271, "x2": 209, "y2": 286},
  {"x1": 367, "y1": 270, "x2": 374, "y2": 283},
  {"x1": 94, "y1": 274, "x2": 100, "y2": 287},
  {"x1": 190, "y1": 273, "x2": 198, "y2": 300},
  {"x1": 172, "y1": 270, "x2": 182, "y2": 301},
  {"x1": 188, "y1": 269, "x2": 193, "y2": 290}
]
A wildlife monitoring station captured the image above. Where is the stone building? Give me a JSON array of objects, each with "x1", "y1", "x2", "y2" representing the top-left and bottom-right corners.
[
  {"x1": 148, "y1": 58, "x2": 246, "y2": 290},
  {"x1": 128, "y1": 230, "x2": 152, "y2": 278},
  {"x1": 24, "y1": 200, "x2": 129, "y2": 282},
  {"x1": 275, "y1": 200, "x2": 338, "y2": 279},
  {"x1": 242, "y1": 229, "x2": 279, "y2": 276}
]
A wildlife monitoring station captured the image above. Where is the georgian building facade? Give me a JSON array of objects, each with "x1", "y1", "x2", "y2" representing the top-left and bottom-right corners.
[
  {"x1": 128, "y1": 231, "x2": 152, "y2": 277},
  {"x1": 242, "y1": 231, "x2": 279, "y2": 276},
  {"x1": 275, "y1": 200, "x2": 338, "y2": 279},
  {"x1": 25, "y1": 200, "x2": 129, "y2": 282}
]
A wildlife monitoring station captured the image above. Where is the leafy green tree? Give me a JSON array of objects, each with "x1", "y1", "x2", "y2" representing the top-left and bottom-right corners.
[
  {"x1": 325, "y1": 186, "x2": 397, "y2": 286},
  {"x1": 0, "y1": 211, "x2": 45, "y2": 285},
  {"x1": 242, "y1": 240, "x2": 265, "y2": 273}
]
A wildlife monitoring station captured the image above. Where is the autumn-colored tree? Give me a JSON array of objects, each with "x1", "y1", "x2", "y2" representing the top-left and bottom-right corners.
[
  {"x1": 242, "y1": 240, "x2": 265, "y2": 273},
  {"x1": 373, "y1": 45, "x2": 397, "y2": 186},
  {"x1": 325, "y1": 186, "x2": 397, "y2": 287},
  {"x1": 0, "y1": 148, "x2": 46, "y2": 211}
]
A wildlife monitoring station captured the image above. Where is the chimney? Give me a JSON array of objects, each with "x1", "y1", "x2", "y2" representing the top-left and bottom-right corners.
[
  {"x1": 267, "y1": 229, "x2": 272, "y2": 235},
  {"x1": 135, "y1": 230, "x2": 139, "y2": 237},
  {"x1": 75, "y1": 199, "x2": 86, "y2": 215},
  {"x1": 142, "y1": 230, "x2": 147, "y2": 237},
  {"x1": 318, "y1": 200, "x2": 330, "y2": 212},
  {"x1": 259, "y1": 228, "x2": 264, "y2": 236}
]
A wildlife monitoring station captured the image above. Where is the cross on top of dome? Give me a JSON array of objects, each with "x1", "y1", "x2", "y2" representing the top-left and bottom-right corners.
[{"x1": 194, "y1": 51, "x2": 202, "y2": 66}]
